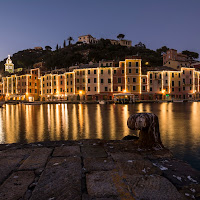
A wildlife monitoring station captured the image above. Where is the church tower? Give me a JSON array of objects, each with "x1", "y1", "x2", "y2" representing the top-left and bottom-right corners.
[{"x1": 5, "y1": 55, "x2": 14, "y2": 73}]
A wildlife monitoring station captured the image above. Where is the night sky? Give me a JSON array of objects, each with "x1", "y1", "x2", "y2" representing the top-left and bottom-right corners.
[{"x1": 0, "y1": 0, "x2": 199, "y2": 61}]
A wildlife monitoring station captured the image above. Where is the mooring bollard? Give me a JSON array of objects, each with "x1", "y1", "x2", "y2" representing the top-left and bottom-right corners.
[{"x1": 127, "y1": 113, "x2": 164, "y2": 149}]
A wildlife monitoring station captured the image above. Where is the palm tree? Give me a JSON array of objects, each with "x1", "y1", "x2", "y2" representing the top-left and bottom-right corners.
[
  {"x1": 67, "y1": 37, "x2": 74, "y2": 46},
  {"x1": 117, "y1": 34, "x2": 125, "y2": 40}
]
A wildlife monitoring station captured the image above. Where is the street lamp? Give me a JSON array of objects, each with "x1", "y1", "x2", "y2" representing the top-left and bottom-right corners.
[
  {"x1": 162, "y1": 90, "x2": 165, "y2": 100},
  {"x1": 79, "y1": 90, "x2": 83, "y2": 102}
]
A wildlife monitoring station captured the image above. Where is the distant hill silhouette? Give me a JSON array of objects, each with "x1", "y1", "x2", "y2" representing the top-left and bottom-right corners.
[{"x1": 0, "y1": 39, "x2": 164, "y2": 73}]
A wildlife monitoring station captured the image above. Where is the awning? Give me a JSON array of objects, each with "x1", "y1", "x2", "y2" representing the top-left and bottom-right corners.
[
  {"x1": 9, "y1": 94, "x2": 25, "y2": 98},
  {"x1": 113, "y1": 93, "x2": 135, "y2": 96}
]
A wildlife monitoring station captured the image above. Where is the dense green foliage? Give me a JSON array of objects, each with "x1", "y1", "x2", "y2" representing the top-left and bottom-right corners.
[
  {"x1": 2, "y1": 40, "x2": 195, "y2": 72},
  {"x1": 182, "y1": 50, "x2": 199, "y2": 60},
  {"x1": 117, "y1": 34, "x2": 125, "y2": 40}
]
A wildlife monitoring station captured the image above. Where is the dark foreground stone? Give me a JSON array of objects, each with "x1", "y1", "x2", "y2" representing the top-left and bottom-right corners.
[{"x1": 0, "y1": 140, "x2": 199, "y2": 199}]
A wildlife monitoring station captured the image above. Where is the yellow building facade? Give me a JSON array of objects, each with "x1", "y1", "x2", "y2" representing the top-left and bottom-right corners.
[{"x1": 0, "y1": 58, "x2": 200, "y2": 101}]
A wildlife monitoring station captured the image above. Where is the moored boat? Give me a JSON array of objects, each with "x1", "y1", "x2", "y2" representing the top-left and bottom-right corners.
[
  {"x1": 173, "y1": 100, "x2": 183, "y2": 103},
  {"x1": 99, "y1": 100, "x2": 106, "y2": 104}
]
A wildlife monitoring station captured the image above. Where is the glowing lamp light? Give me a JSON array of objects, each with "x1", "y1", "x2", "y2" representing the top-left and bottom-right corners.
[
  {"x1": 26, "y1": 92, "x2": 28, "y2": 95},
  {"x1": 123, "y1": 89, "x2": 126, "y2": 93},
  {"x1": 162, "y1": 90, "x2": 165, "y2": 94},
  {"x1": 145, "y1": 62, "x2": 149, "y2": 65},
  {"x1": 79, "y1": 90, "x2": 83, "y2": 95}
]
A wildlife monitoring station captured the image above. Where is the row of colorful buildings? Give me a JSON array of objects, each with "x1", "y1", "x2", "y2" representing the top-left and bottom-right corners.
[{"x1": 1, "y1": 54, "x2": 200, "y2": 102}]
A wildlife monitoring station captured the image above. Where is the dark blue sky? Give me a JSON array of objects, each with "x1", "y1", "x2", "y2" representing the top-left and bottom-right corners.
[{"x1": 0, "y1": 0, "x2": 199, "y2": 61}]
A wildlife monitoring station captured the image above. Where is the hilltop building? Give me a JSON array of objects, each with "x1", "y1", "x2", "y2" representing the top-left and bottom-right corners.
[
  {"x1": 163, "y1": 49, "x2": 190, "y2": 70},
  {"x1": 109, "y1": 39, "x2": 132, "y2": 47},
  {"x1": 78, "y1": 34, "x2": 132, "y2": 47},
  {"x1": 34, "y1": 47, "x2": 43, "y2": 50},
  {"x1": 78, "y1": 35, "x2": 98, "y2": 44},
  {"x1": 4, "y1": 55, "x2": 14, "y2": 73}
]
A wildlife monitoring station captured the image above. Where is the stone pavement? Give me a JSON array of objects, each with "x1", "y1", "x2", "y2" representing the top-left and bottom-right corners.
[{"x1": 0, "y1": 140, "x2": 200, "y2": 200}]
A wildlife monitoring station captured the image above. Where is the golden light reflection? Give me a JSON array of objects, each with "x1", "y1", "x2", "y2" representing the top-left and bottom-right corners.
[
  {"x1": 78, "y1": 104, "x2": 83, "y2": 131},
  {"x1": 84, "y1": 105, "x2": 89, "y2": 138},
  {"x1": 55, "y1": 104, "x2": 61, "y2": 140},
  {"x1": 72, "y1": 104, "x2": 78, "y2": 140},
  {"x1": 109, "y1": 105, "x2": 115, "y2": 138},
  {"x1": 61, "y1": 104, "x2": 68, "y2": 140},
  {"x1": 144, "y1": 103, "x2": 151, "y2": 113},
  {"x1": 159, "y1": 103, "x2": 176, "y2": 149},
  {"x1": 0, "y1": 103, "x2": 199, "y2": 162},
  {"x1": 25, "y1": 105, "x2": 34, "y2": 143},
  {"x1": 122, "y1": 105, "x2": 129, "y2": 138},
  {"x1": 50, "y1": 104, "x2": 55, "y2": 141},
  {"x1": 138, "y1": 103, "x2": 143, "y2": 112},
  {"x1": 47, "y1": 104, "x2": 51, "y2": 133},
  {"x1": 37, "y1": 105, "x2": 44, "y2": 141},
  {"x1": 96, "y1": 105, "x2": 102, "y2": 139},
  {"x1": 191, "y1": 102, "x2": 199, "y2": 142}
]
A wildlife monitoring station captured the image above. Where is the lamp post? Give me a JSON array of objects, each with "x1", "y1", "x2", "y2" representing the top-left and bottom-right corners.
[
  {"x1": 123, "y1": 89, "x2": 126, "y2": 104},
  {"x1": 79, "y1": 90, "x2": 83, "y2": 103},
  {"x1": 162, "y1": 89, "x2": 165, "y2": 100}
]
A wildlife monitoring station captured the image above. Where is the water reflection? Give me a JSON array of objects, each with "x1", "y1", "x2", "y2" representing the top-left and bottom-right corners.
[{"x1": 0, "y1": 103, "x2": 200, "y2": 170}]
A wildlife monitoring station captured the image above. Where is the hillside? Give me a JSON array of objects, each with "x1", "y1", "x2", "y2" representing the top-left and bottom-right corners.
[{"x1": 0, "y1": 39, "x2": 164, "y2": 73}]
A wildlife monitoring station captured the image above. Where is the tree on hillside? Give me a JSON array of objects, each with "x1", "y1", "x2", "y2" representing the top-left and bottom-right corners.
[
  {"x1": 56, "y1": 44, "x2": 59, "y2": 51},
  {"x1": 67, "y1": 37, "x2": 74, "y2": 46},
  {"x1": 156, "y1": 46, "x2": 169, "y2": 55},
  {"x1": 45, "y1": 46, "x2": 52, "y2": 51},
  {"x1": 182, "y1": 50, "x2": 199, "y2": 60},
  {"x1": 135, "y1": 42, "x2": 146, "y2": 49},
  {"x1": 63, "y1": 40, "x2": 66, "y2": 48},
  {"x1": 117, "y1": 34, "x2": 125, "y2": 40}
]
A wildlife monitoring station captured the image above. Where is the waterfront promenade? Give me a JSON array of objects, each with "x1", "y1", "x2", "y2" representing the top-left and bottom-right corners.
[{"x1": 0, "y1": 139, "x2": 199, "y2": 200}]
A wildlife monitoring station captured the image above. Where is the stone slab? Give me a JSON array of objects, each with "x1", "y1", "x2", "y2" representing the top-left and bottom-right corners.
[
  {"x1": 117, "y1": 159, "x2": 162, "y2": 175},
  {"x1": 86, "y1": 171, "x2": 134, "y2": 199},
  {"x1": 53, "y1": 145, "x2": 80, "y2": 157},
  {"x1": 0, "y1": 171, "x2": 35, "y2": 200},
  {"x1": 125, "y1": 174, "x2": 184, "y2": 200},
  {"x1": 86, "y1": 171, "x2": 119, "y2": 198},
  {"x1": 30, "y1": 157, "x2": 82, "y2": 200},
  {"x1": 19, "y1": 148, "x2": 52, "y2": 170},
  {"x1": 153, "y1": 159, "x2": 200, "y2": 188},
  {"x1": 0, "y1": 157, "x2": 23, "y2": 184},
  {"x1": 0, "y1": 148, "x2": 32, "y2": 158},
  {"x1": 84, "y1": 157, "x2": 116, "y2": 172},
  {"x1": 111, "y1": 152, "x2": 144, "y2": 162},
  {"x1": 81, "y1": 146, "x2": 107, "y2": 158}
]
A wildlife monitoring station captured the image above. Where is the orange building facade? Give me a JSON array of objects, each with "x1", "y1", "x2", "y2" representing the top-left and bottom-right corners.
[{"x1": 0, "y1": 57, "x2": 200, "y2": 101}]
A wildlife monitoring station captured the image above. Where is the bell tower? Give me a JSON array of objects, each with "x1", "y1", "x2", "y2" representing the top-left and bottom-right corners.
[{"x1": 5, "y1": 55, "x2": 14, "y2": 73}]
